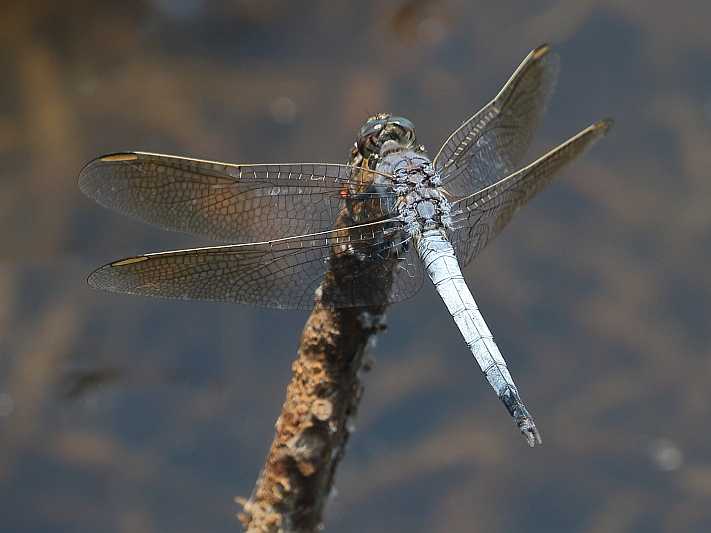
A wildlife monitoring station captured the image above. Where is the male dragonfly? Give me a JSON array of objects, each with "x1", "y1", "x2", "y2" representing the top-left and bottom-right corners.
[{"x1": 79, "y1": 44, "x2": 611, "y2": 446}]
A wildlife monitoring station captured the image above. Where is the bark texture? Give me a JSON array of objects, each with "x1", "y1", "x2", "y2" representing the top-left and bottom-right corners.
[
  {"x1": 238, "y1": 150, "x2": 391, "y2": 532},
  {"x1": 237, "y1": 301, "x2": 385, "y2": 532}
]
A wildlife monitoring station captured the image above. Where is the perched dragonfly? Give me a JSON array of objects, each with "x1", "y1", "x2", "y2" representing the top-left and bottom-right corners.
[{"x1": 79, "y1": 44, "x2": 611, "y2": 446}]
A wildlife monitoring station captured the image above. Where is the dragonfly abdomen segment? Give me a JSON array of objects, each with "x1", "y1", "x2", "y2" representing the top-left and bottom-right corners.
[
  {"x1": 415, "y1": 228, "x2": 540, "y2": 445},
  {"x1": 416, "y1": 229, "x2": 511, "y2": 388}
]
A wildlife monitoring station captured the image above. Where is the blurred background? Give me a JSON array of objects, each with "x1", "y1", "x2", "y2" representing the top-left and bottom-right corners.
[{"x1": 1, "y1": 1, "x2": 710, "y2": 532}]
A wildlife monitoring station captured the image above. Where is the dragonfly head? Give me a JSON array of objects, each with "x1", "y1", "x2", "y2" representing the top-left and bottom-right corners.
[{"x1": 355, "y1": 114, "x2": 417, "y2": 167}]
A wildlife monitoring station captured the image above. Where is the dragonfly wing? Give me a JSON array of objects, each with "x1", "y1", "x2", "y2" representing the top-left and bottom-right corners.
[
  {"x1": 448, "y1": 120, "x2": 612, "y2": 266},
  {"x1": 388, "y1": 240, "x2": 424, "y2": 305},
  {"x1": 79, "y1": 152, "x2": 396, "y2": 243},
  {"x1": 88, "y1": 219, "x2": 423, "y2": 310},
  {"x1": 433, "y1": 44, "x2": 559, "y2": 198}
]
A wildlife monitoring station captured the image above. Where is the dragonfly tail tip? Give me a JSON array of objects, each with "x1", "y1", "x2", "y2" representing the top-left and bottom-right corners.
[{"x1": 518, "y1": 416, "x2": 542, "y2": 448}]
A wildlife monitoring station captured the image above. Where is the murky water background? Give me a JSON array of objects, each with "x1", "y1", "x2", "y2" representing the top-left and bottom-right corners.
[{"x1": 2, "y1": 1, "x2": 711, "y2": 532}]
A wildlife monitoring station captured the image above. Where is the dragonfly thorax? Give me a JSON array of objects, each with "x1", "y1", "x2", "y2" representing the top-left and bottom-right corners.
[{"x1": 375, "y1": 144, "x2": 451, "y2": 236}]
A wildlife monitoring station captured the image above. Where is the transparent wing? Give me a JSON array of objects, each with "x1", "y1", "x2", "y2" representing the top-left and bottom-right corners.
[
  {"x1": 448, "y1": 120, "x2": 612, "y2": 266},
  {"x1": 79, "y1": 152, "x2": 396, "y2": 243},
  {"x1": 433, "y1": 44, "x2": 559, "y2": 198},
  {"x1": 88, "y1": 219, "x2": 424, "y2": 310}
]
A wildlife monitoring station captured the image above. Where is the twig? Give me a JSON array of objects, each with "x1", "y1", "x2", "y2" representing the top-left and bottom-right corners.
[{"x1": 238, "y1": 154, "x2": 392, "y2": 532}]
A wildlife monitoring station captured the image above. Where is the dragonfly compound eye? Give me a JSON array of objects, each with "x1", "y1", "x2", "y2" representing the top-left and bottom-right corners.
[
  {"x1": 356, "y1": 115, "x2": 417, "y2": 159},
  {"x1": 357, "y1": 118, "x2": 387, "y2": 158},
  {"x1": 381, "y1": 116, "x2": 416, "y2": 148}
]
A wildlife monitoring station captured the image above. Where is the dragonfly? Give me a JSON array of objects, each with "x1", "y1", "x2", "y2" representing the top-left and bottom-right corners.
[{"x1": 79, "y1": 44, "x2": 611, "y2": 446}]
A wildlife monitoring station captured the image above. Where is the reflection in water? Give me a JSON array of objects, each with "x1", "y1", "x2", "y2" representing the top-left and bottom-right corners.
[
  {"x1": 649, "y1": 439, "x2": 684, "y2": 472},
  {"x1": 0, "y1": 392, "x2": 14, "y2": 417},
  {"x1": 268, "y1": 96, "x2": 298, "y2": 125},
  {"x1": 62, "y1": 368, "x2": 125, "y2": 400},
  {"x1": 2, "y1": 2, "x2": 711, "y2": 533}
]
